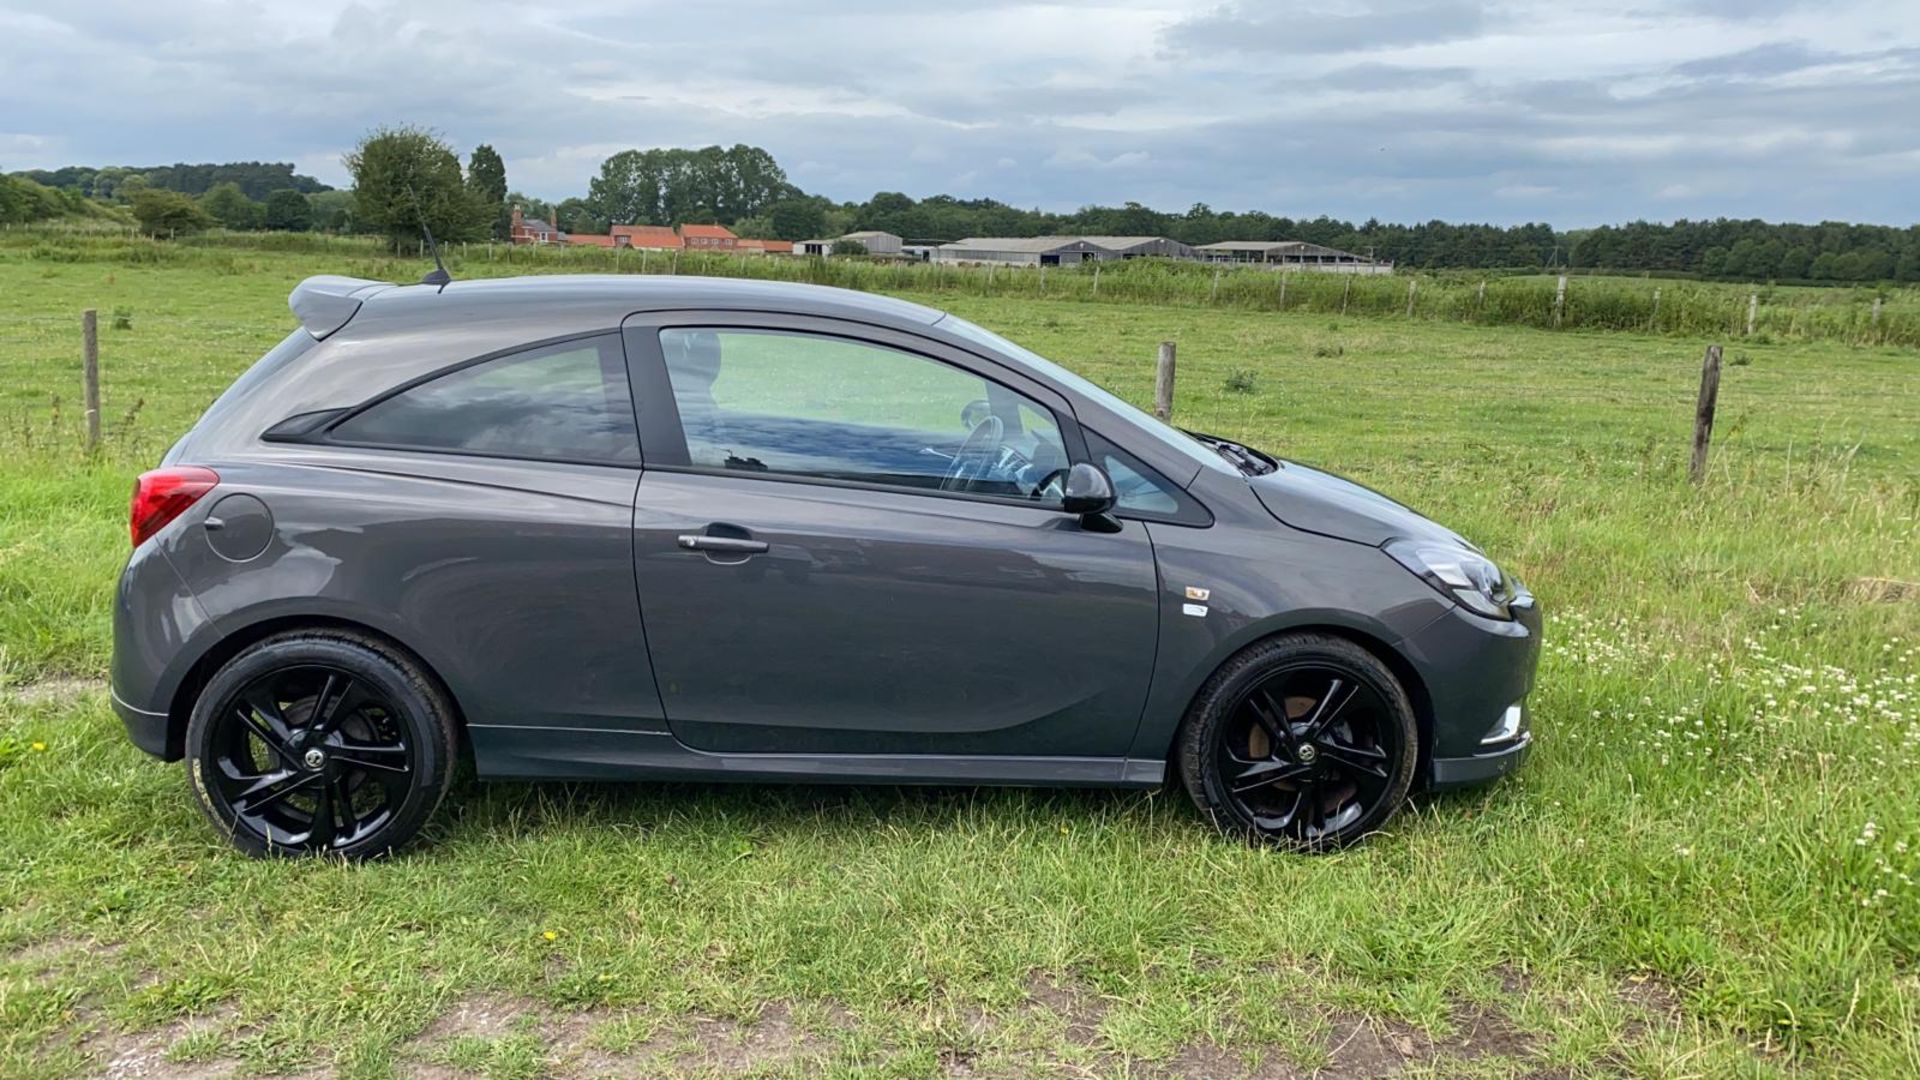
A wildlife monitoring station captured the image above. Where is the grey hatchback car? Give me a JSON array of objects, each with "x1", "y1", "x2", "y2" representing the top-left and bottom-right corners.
[{"x1": 113, "y1": 273, "x2": 1538, "y2": 858}]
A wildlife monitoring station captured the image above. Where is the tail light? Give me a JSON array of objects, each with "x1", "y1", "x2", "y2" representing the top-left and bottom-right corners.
[{"x1": 130, "y1": 466, "x2": 220, "y2": 547}]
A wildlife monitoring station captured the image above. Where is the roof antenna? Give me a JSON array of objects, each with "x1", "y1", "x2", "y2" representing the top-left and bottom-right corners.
[{"x1": 404, "y1": 182, "x2": 453, "y2": 288}]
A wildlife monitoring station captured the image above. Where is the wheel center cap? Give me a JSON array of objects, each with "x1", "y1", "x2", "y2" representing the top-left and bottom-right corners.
[
  {"x1": 302, "y1": 748, "x2": 327, "y2": 770},
  {"x1": 1295, "y1": 744, "x2": 1318, "y2": 764}
]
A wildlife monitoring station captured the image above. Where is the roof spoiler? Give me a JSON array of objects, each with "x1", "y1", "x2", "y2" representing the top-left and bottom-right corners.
[{"x1": 289, "y1": 275, "x2": 393, "y2": 340}]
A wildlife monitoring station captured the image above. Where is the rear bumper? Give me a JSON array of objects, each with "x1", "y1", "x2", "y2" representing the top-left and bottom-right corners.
[
  {"x1": 112, "y1": 687, "x2": 173, "y2": 760},
  {"x1": 111, "y1": 541, "x2": 213, "y2": 763}
]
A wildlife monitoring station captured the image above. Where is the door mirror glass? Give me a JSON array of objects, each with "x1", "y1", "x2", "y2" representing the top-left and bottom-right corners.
[{"x1": 1062, "y1": 462, "x2": 1116, "y2": 516}]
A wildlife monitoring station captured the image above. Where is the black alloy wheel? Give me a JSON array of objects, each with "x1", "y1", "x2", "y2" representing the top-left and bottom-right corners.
[
  {"x1": 1178, "y1": 634, "x2": 1418, "y2": 850},
  {"x1": 185, "y1": 630, "x2": 456, "y2": 858}
]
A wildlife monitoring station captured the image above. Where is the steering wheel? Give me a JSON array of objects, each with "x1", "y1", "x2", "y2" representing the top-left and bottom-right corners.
[{"x1": 942, "y1": 415, "x2": 1003, "y2": 491}]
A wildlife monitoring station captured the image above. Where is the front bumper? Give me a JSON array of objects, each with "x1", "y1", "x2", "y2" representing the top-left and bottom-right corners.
[
  {"x1": 1396, "y1": 594, "x2": 1542, "y2": 789},
  {"x1": 1430, "y1": 724, "x2": 1531, "y2": 788}
]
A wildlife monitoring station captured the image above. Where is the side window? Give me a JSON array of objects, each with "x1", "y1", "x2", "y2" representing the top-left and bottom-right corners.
[
  {"x1": 1086, "y1": 431, "x2": 1188, "y2": 519},
  {"x1": 659, "y1": 328, "x2": 1068, "y2": 505},
  {"x1": 330, "y1": 336, "x2": 638, "y2": 464}
]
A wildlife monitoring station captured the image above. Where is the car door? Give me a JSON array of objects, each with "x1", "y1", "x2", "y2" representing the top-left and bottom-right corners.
[{"x1": 621, "y1": 312, "x2": 1160, "y2": 759}]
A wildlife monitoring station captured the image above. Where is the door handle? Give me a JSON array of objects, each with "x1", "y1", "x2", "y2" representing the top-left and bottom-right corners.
[{"x1": 677, "y1": 534, "x2": 769, "y2": 555}]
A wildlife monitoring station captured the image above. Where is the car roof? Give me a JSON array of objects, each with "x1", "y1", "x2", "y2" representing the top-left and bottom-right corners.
[{"x1": 335, "y1": 274, "x2": 947, "y2": 337}]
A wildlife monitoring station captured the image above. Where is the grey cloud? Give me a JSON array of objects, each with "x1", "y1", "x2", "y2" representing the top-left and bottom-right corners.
[
  {"x1": 1166, "y1": 0, "x2": 1489, "y2": 56},
  {"x1": 0, "y1": 0, "x2": 1916, "y2": 228}
]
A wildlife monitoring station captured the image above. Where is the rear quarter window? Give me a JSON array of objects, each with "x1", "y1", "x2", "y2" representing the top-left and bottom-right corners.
[{"x1": 328, "y1": 335, "x2": 639, "y2": 464}]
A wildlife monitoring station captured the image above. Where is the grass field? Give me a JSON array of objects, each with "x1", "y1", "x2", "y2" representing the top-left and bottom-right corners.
[
  {"x1": 1, "y1": 239, "x2": 1917, "y2": 1078},
  {"x1": 8, "y1": 224, "x2": 1919, "y2": 348}
]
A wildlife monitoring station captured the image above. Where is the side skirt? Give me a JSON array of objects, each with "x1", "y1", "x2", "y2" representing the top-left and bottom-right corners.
[{"x1": 468, "y1": 725, "x2": 1167, "y2": 789}]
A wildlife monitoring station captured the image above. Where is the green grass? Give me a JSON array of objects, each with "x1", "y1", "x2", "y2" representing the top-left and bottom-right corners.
[
  {"x1": 8, "y1": 222, "x2": 1919, "y2": 347},
  {"x1": 1, "y1": 238, "x2": 1917, "y2": 1077}
]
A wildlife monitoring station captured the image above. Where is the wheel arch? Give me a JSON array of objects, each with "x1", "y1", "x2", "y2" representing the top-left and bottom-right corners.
[
  {"x1": 161, "y1": 613, "x2": 469, "y2": 763},
  {"x1": 1151, "y1": 619, "x2": 1436, "y2": 774}
]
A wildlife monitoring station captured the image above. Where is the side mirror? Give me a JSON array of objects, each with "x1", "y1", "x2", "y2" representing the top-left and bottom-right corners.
[{"x1": 1061, "y1": 462, "x2": 1116, "y2": 516}]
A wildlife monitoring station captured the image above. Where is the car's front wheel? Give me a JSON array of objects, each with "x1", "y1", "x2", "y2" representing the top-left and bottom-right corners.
[
  {"x1": 183, "y1": 629, "x2": 457, "y2": 858},
  {"x1": 1177, "y1": 633, "x2": 1418, "y2": 850}
]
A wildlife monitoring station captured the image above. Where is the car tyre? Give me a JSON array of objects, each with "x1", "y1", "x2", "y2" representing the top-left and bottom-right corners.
[
  {"x1": 1177, "y1": 633, "x2": 1418, "y2": 851},
  {"x1": 184, "y1": 629, "x2": 457, "y2": 858}
]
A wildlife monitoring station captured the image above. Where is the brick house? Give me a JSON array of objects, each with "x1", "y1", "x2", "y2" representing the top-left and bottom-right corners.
[
  {"x1": 678, "y1": 224, "x2": 738, "y2": 250},
  {"x1": 508, "y1": 206, "x2": 566, "y2": 245},
  {"x1": 611, "y1": 225, "x2": 683, "y2": 251}
]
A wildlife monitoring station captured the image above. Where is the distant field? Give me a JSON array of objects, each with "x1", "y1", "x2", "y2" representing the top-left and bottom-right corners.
[
  {"x1": 0, "y1": 237, "x2": 1917, "y2": 1078},
  {"x1": 9, "y1": 224, "x2": 1919, "y2": 348}
]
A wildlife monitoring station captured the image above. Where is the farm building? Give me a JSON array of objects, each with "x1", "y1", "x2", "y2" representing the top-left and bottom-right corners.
[
  {"x1": 1196, "y1": 241, "x2": 1391, "y2": 274},
  {"x1": 734, "y1": 239, "x2": 794, "y2": 255},
  {"x1": 679, "y1": 224, "x2": 740, "y2": 250},
  {"x1": 794, "y1": 231, "x2": 904, "y2": 256},
  {"x1": 932, "y1": 237, "x2": 1110, "y2": 266},
  {"x1": 610, "y1": 225, "x2": 682, "y2": 250},
  {"x1": 839, "y1": 231, "x2": 903, "y2": 256},
  {"x1": 1081, "y1": 236, "x2": 1196, "y2": 259}
]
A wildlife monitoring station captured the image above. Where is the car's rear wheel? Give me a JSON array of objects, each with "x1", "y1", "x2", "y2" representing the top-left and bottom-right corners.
[
  {"x1": 1177, "y1": 634, "x2": 1418, "y2": 850},
  {"x1": 184, "y1": 630, "x2": 456, "y2": 858}
]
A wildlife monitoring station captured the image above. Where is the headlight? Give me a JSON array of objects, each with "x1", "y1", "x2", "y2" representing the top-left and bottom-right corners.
[{"x1": 1385, "y1": 539, "x2": 1519, "y2": 619}]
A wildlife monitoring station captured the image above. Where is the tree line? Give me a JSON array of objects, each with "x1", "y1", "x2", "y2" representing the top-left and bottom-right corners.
[{"x1": 9, "y1": 131, "x2": 1918, "y2": 283}]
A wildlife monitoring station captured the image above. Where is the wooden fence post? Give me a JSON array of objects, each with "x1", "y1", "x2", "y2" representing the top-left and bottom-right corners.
[
  {"x1": 1476, "y1": 279, "x2": 1486, "y2": 309},
  {"x1": 1745, "y1": 293, "x2": 1758, "y2": 336},
  {"x1": 1405, "y1": 277, "x2": 1417, "y2": 317},
  {"x1": 1871, "y1": 296, "x2": 1883, "y2": 329},
  {"x1": 1209, "y1": 267, "x2": 1220, "y2": 303},
  {"x1": 1277, "y1": 272, "x2": 1287, "y2": 311},
  {"x1": 82, "y1": 309, "x2": 101, "y2": 452},
  {"x1": 1091, "y1": 263, "x2": 1100, "y2": 298},
  {"x1": 1553, "y1": 275, "x2": 1568, "y2": 328},
  {"x1": 1340, "y1": 275, "x2": 1352, "y2": 316},
  {"x1": 1154, "y1": 342, "x2": 1177, "y2": 421},
  {"x1": 1649, "y1": 287, "x2": 1661, "y2": 332},
  {"x1": 1690, "y1": 344, "x2": 1723, "y2": 485}
]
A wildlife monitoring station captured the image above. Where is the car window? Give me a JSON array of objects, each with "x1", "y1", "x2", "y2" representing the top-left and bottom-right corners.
[
  {"x1": 659, "y1": 328, "x2": 1068, "y2": 505},
  {"x1": 1087, "y1": 431, "x2": 1186, "y2": 518},
  {"x1": 935, "y1": 313, "x2": 1236, "y2": 478},
  {"x1": 331, "y1": 336, "x2": 638, "y2": 464}
]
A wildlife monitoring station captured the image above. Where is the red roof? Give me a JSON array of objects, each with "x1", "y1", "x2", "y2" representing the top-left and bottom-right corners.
[
  {"x1": 611, "y1": 224, "x2": 683, "y2": 249},
  {"x1": 678, "y1": 223, "x2": 736, "y2": 240},
  {"x1": 564, "y1": 233, "x2": 614, "y2": 248},
  {"x1": 759, "y1": 240, "x2": 794, "y2": 253}
]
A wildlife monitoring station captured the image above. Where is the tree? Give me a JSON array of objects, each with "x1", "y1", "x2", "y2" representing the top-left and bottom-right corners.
[
  {"x1": 586, "y1": 144, "x2": 797, "y2": 227},
  {"x1": 554, "y1": 197, "x2": 604, "y2": 235},
  {"x1": 467, "y1": 144, "x2": 510, "y2": 240},
  {"x1": 506, "y1": 191, "x2": 552, "y2": 227},
  {"x1": 769, "y1": 198, "x2": 828, "y2": 240},
  {"x1": 130, "y1": 189, "x2": 214, "y2": 236},
  {"x1": 345, "y1": 125, "x2": 490, "y2": 250},
  {"x1": 198, "y1": 182, "x2": 262, "y2": 230},
  {"x1": 0, "y1": 174, "x2": 73, "y2": 224},
  {"x1": 307, "y1": 190, "x2": 357, "y2": 232},
  {"x1": 263, "y1": 189, "x2": 314, "y2": 231}
]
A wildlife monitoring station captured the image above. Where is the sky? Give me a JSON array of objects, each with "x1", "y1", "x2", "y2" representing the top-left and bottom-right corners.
[{"x1": 2, "y1": 0, "x2": 1917, "y2": 228}]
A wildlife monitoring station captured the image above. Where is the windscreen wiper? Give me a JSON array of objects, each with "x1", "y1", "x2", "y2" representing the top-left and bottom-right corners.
[{"x1": 1183, "y1": 429, "x2": 1279, "y2": 476}]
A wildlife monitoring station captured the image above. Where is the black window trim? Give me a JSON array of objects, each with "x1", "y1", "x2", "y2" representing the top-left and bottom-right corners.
[
  {"x1": 292, "y1": 329, "x2": 645, "y2": 470},
  {"x1": 626, "y1": 318, "x2": 1091, "y2": 513},
  {"x1": 1084, "y1": 429, "x2": 1213, "y2": 527}
]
